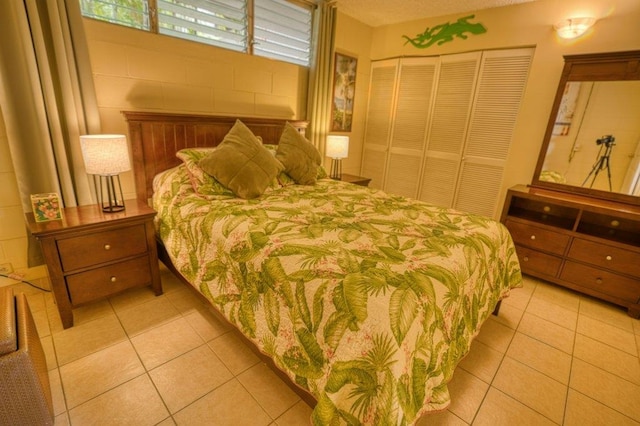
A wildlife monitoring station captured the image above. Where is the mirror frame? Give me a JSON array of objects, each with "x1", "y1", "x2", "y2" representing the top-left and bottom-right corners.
[{"x1": 531, "y1": 50, "x2": 640, "y2": 205}]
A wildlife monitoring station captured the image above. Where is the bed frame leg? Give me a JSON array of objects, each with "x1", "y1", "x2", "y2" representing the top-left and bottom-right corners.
[{"x1": 492, "y1": 300, "x2": 502, "y2": 316}]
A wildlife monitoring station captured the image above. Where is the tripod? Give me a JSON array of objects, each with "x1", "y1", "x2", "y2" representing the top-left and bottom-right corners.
[{"x1": 582, "y1": 142, "x2": 614, "y2": 191}]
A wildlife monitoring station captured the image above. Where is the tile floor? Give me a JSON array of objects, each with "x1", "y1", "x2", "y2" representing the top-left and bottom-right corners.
[{"x1": 8, "y1": 264, "x2": 640, "y2": 425}]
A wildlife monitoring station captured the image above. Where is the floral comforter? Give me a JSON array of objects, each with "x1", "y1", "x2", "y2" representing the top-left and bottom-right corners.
[{"x1": 152, "y1": 165, "x2": 522, "y2": 425}]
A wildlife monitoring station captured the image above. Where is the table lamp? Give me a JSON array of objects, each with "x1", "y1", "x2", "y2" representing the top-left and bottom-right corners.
[
  {"x1": 326, "y1": 135, "x2": 349, "y2": 180},
  {"x1": 80, "y1": 134, "x2": 131, "y2": 212}
]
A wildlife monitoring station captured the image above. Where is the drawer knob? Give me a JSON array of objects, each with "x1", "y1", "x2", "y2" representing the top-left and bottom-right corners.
[
  {"x1": 596, "y1": 278, "x2": 603, "y2": 285},
  {"x1": 523, "y1": 256, "x2": 529, "y2": 262},
  {"x1": 605, "y1": 255, "x2": 612, "y2": 261},
  {"x1": 110, "y1": 276, "x2": 117, "y2": 283},
  {"x1": 530, "y1": 235, "x2": 536, "y2": 240},
  {"x1": 543, "y1": 206, "x2": 551, "y2": 213},
  {"x1": 610, "y1": 220, "x2": 620, "y2": 227},
  {"x1": 104, "y1": 244, "x2": 111, "y2": 250}
]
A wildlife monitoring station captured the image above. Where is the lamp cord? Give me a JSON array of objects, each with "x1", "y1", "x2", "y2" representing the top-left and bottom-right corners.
[{"x1": 0, "y1": 273, "x2": 51, "y2": 292}]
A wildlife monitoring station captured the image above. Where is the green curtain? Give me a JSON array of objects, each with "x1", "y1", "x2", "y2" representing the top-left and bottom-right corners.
[
  {"x1": 306, "y1": 0, "x2": 337, "y2": 158},
  {"x1": 0, "y1": 0, "x2": 100, "y2": 265}
]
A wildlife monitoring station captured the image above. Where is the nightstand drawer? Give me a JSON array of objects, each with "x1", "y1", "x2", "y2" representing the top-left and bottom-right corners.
[
  {"x1": 66, "y1": 256, "x2": 152, "y2": 305},
  {"x1": 560, "y1": 261, "x2": 640, "y2": 303},
  {"x1": 57, "y1": 224, "x2": 148, "y2": 271},
  {"x1": 567, "y1": 238, "x2": 640, "y2": 277}
]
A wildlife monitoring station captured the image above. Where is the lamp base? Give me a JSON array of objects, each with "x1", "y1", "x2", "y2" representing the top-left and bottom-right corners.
[
  {"x1": 92, "y1": 175, "x2": 126, "y2": 213},
  {"x1": 330, "y1": 158, "x2": 342, "y2": 180}
]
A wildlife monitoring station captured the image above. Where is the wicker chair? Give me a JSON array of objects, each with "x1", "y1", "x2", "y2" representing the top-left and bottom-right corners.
[{"x1": 0, "y1": 287, "x2": 53, "y2": 425}]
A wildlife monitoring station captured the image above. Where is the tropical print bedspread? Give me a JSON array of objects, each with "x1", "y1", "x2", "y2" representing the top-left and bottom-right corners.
[{"x1": 153, "y1": 165, "x2": 522, "y2": 425}]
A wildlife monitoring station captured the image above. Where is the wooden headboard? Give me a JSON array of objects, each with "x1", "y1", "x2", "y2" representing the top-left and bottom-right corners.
[{"x1": 122, "y1": 111, "x2": 308, "y2": 203}]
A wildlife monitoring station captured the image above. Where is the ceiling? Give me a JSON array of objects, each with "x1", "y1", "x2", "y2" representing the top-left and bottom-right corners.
[{"x1": 335, "y1": 0, "x2": 539, "y2": 27}]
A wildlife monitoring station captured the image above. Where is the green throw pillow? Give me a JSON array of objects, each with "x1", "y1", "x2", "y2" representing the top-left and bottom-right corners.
[
  {"x1": 198, "y1": 120, "x2": 284, "y2": 199},
  {"x1": 275, "y1": 122, "x2": 322, "y2": 185}
]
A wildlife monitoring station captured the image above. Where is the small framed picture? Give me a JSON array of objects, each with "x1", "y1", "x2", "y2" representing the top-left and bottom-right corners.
[{"x1": 31, "y1": 193, "x2": 63, "y2": 222}]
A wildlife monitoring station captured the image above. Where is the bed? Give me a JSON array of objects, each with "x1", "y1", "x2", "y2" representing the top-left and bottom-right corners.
[{"x1": 123, "y1": 111, "x2": 522, "y2": 425}]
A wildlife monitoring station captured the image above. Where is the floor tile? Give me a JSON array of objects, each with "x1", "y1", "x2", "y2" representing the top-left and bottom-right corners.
[
  {"x1": 457, "y1": 339, "x2": 504, "y2": 384},
  {"x1": 526, "y1": 297, "x2": 579, "y2": 331},
  {"x1": 491, "y1": 303, "x2": 524, "y2": 330},
  {"x1": 208, "y1": 331, "x2": 260, "y2": 375},
  {"x1": 506, "y1": 332, "x2": 572, "y2": 384},
  {"x1": 417, "y1": 409, "x2": 468, "y2": 425},
  {"x1": 531, "y1": 281, "x2": 580, "y2": 312},
  {"x1": 131, "y1": 317, "x2": 204, "y2": 370},
  {"x1": 48, "y1": 369, "x2": 66, "y2": 416},
  {"x1": 68, "y1": 375, "x2": 169, "y2": 425},
  {"x1": 41, "y1": 335, "x2": 57, "y2": 371},
  {"x1": 501, "y1": 286, "x2": 532, "y2": 311},
  {"x1": 473, "y1": 387, "x2": 556, "y2": 426},
  {"x1": 570, "y1": 358, "x2": 640, "y2": 422},
  {"x1": 492, "y1": 356, "x2": 567, "y2": 424},
  {"x1": 31, "y1": 308, "x2": 51, "y2": 338},
  {"x1": 149, "y1": 344, "x2": 233, "y2": 413},
  {"x1": 518, "y1": 312, "x2": 575, "y2": 354},
  {"x1": 173, "y1": 379, "x2": 271, "y2": 425},
  {"x1": 59, "y1": 340, "x2": 145, "y2": 409},
  {"x1": 109, "y1": 286, "x2": 160, "y2": 312},
  {"x1": 72, "y1": 298, "x2": 114, "y2": 326},
  {"x1": 165, "y1": 287, "x2": 207, "y2": 314},
  {"x1": 116, "y1": 296, "x2": 181, "y2": 337},
  {"x1": 52, "y1": 314, "x2": 127, "y2": 365},
  {"x1": 445, "y1": 368, "x2": 489, "y2": 423},
  {"x1": 474, "y1": 317, "x2": 515, "y2": 353},
  {"x1": 274, "y1": 400, "x2": 314, "y2": 426},
  {"x1": 238, "y1": 362, "x2": 301, "y2": 419},
  {"x1": 577, "y1": 315, "x2": 638, "y2": 356},
  {"x1": 573, "y1": 333, "x2": 640, "y2": 385},
  {"x1": 579, "y1": 297, "x2": 636, "y2": 333},
  {"x1": 182, "y1": 306, "x2": 230, "y2": 342},
  {"x1": 564, "y1": 389, "x2": 640, "y2": 426}
]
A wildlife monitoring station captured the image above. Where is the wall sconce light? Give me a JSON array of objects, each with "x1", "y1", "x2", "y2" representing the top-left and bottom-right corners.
[
  {"x1": 80, "y1": 134, "x2": 131, "y2": 213},
  {"x1": 554, "y1": 17, "x2": 596, "y2": 39},
  {"x1": 326, "y1": 135, "x2": 349, "y2": 180}
]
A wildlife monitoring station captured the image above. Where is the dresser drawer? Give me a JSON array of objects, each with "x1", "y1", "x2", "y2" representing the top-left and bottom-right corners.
[
  {"x1": 567, "y1": 238, "x2": 640, "y2": 278},
  {"x1": 57, "y1": 224, "x2": 148, "y2": 271},
  {"x1": 560, "y1": 261, "x2": 640, "y2": 303},
  {"x1": 515, "y1": 245, "x2": 562, "y2": 277},
  {"x1": 505, "y1": 219, "x2": 571, "y2": 255},
  {"x1": 65, "y1": 256, "x2": 152, "y2": 305}
]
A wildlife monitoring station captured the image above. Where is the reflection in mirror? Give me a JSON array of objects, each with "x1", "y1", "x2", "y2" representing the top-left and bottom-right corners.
[{"x1": 539, "y1": 80, "x2": 640, "y2": 196}]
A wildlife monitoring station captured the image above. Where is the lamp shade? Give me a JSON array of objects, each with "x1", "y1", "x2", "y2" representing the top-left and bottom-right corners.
[
  {"x1": 80, "y1": 134, "x2": 131, "y2": 175},
  {"x1": 554, "y1": 17, "x2": 595, "y2": 39},
  {"x1": 326, "y1": 135, "x2": 349, "y2": 159}
]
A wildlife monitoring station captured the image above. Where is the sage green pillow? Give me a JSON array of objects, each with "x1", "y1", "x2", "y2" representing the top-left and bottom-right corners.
[
  {"x1": 198, "y1": 120, "x2": 284, "y2": 199},
  {"x1": 275, "y1": 122, "x2": 322, "y2": 185}
]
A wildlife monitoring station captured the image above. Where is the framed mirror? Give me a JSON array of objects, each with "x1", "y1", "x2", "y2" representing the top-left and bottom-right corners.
[{"x1": 531, "y1": 50, "x2": 640, "y2": 205}]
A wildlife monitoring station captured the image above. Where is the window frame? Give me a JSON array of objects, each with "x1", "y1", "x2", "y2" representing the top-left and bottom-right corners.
[{"x1": 80, "y1": 0, "x2": 316, "y2": 67}]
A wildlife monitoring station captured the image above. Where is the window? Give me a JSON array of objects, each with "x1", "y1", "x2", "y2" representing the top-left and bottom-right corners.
[{"x1": 79, "y1": 0, "x2": 314, "y2": 67}]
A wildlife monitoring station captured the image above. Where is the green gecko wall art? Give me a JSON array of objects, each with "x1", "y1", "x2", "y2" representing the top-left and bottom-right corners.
[{"x1": 403, "y1": 15, "x2": 487, "y2": 49}]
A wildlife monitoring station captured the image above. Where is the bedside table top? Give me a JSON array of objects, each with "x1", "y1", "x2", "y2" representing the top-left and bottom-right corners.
[
  {"x1": 27, "y1": 199, "x2": 156, "y2": 237},
  {"x1": 340, "y1": 174, "x2": 372, "y2": 185}
]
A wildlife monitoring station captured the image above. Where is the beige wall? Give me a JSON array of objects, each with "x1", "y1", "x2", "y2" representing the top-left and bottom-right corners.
[
  {"x1": 362, "y1": 0, "x2": 640, "y2": 214},
  {"x1": 332, "y1": 12, "x2": 373, "y2": 175},
  {"x1": 84, "y1": 19, "x2": 310, "y2": 199}
]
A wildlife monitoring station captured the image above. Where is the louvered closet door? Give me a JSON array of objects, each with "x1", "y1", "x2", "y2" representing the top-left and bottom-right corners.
[
  {"x1": 453, "y1": 48, "x2": 534, "y2": 217},
  {"x1": 361, "y1": 60, "x2": 398, "y2": 189},
  {"x1": 418, "y1": 52, "x2": 481, "y2": 207},
  {"x1": 384, "y1": 58, "x2": 438, "y2": 198}
]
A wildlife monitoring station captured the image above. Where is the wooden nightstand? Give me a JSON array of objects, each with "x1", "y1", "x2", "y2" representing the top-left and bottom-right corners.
[
  {"x1": 339, "y1": 174, "x2": 371, "y2": 187},
  {"x1": 27, "y1": 199, "x2": 162, "y2": 328}
]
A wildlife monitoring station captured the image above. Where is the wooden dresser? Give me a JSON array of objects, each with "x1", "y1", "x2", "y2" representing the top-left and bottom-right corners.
[
  {"x1": 501, "y1": 185, "x2": 640, "y2": 318},
  {"x1": 27, "y1": 199, "x2": 162, "y2": 328}
]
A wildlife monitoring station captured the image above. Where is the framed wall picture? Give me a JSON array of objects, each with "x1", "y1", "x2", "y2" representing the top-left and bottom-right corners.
[
  {"x1": 30, "y1": 193, "x2": 63, "y2": 222},
  {"x1": 331, "y1": 52, "x2": 358, "y2": 132}
]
